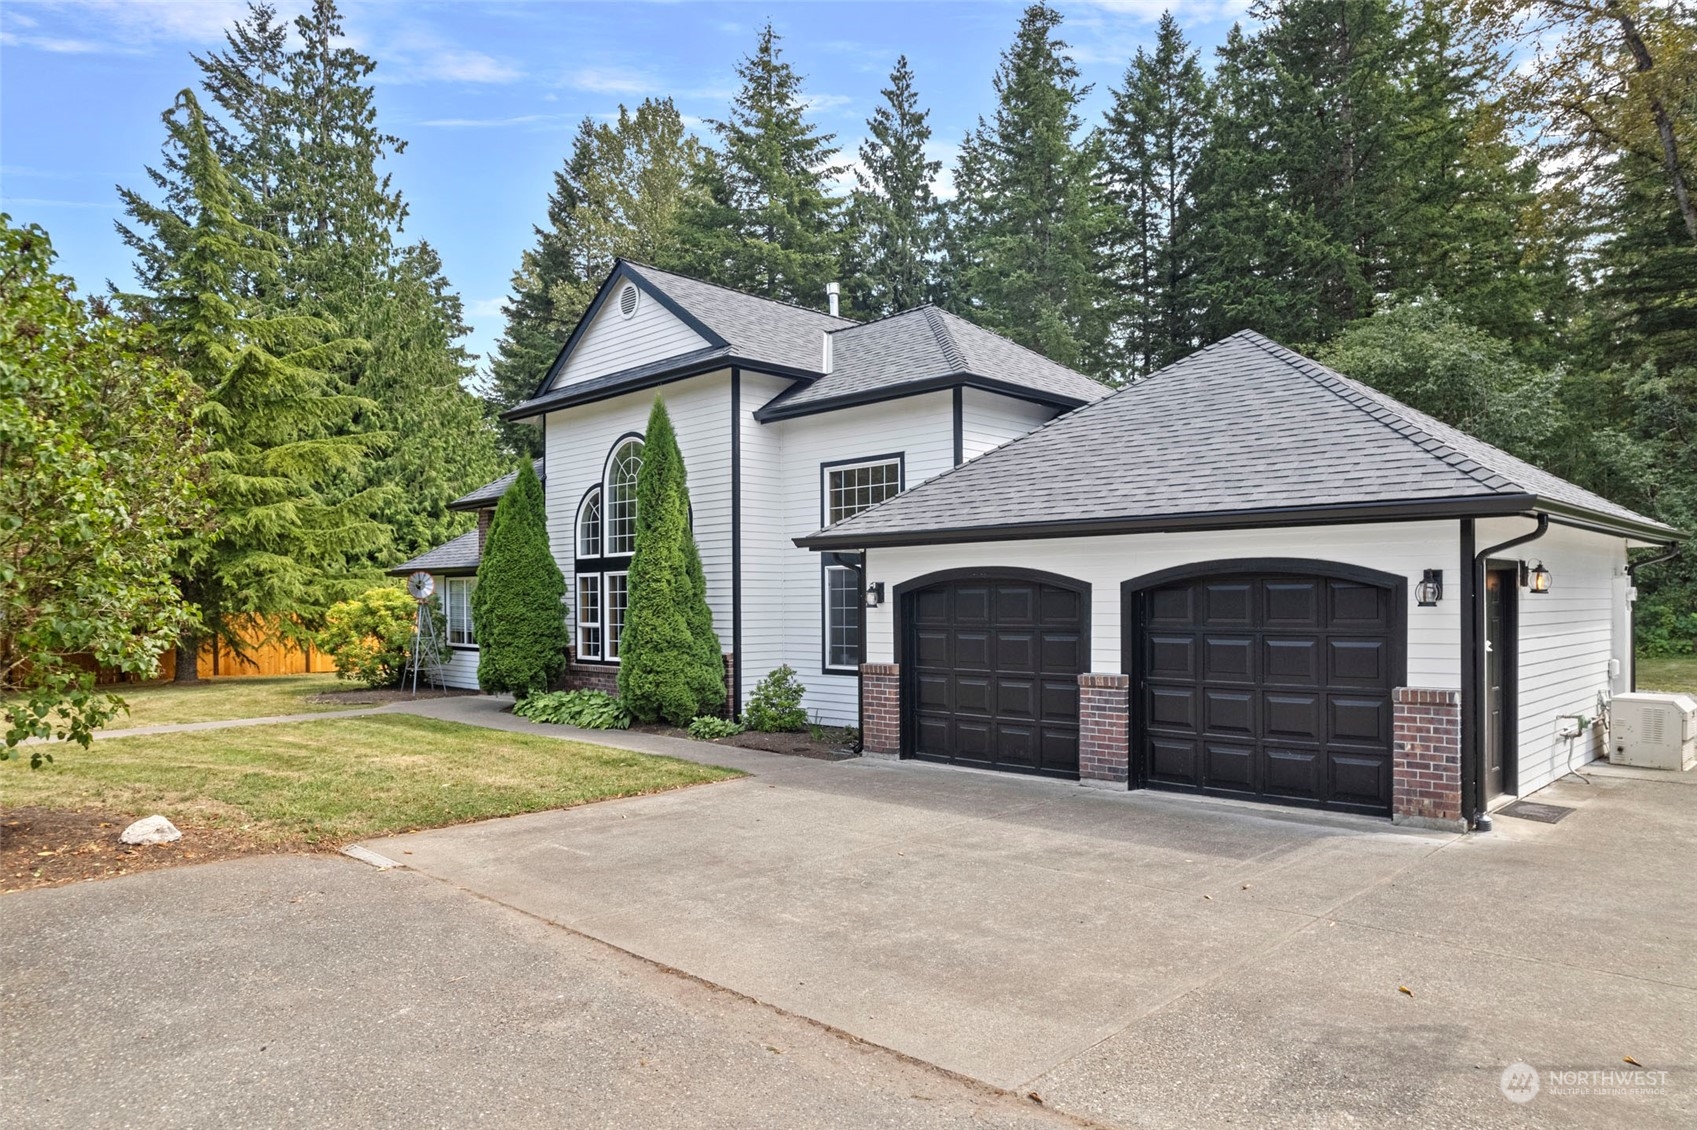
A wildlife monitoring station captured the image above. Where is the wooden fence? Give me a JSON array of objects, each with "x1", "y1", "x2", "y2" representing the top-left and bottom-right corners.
[{"x1": 90, "y1": 619, "x2": 338, "y2": 684}]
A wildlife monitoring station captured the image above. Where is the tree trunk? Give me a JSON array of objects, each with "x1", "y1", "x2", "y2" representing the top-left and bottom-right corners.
[
  {"x1": 173, "y1": 625, "x2": 203, "y2": 684},
  {"x1": 1608, "y1": 0, "x2": 1697, "y2": 246}
]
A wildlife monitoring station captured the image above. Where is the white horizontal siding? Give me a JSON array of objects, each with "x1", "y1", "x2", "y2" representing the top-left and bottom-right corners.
[
  {"x1": 433, "y1": 646, "x2": 482, "y2": 691},
  {"x1": 864, "y1": 521, "x2": 1464, "y2": 689},
  {"x1": 735, "y1": 373, "x2": 796, "y2": 714},
  {"x1": 1478, "y1": 518, "x2": 1628, "y2": 795},
  {"x1": 959, "y1": 389, "x2": 1061, "y2": 463},
  {"x1": 552, "y1": 284, "x2": 707, "y2": 390},
  {"x1": 543, "y1": 373, "x2": 734, "y2": 666}
]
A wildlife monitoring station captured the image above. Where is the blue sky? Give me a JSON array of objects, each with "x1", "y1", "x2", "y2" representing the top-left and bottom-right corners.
[{"x1": 1, "y1": 0, "x2": 1249, "y2": 370}]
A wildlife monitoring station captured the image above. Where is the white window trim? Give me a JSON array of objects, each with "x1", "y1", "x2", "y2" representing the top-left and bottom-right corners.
[
  {"x1": 443, "y1": 576, "x2": 477, "y2": 648},
  {"x1": 823, "y1": 563, "x2": 861, "y2": 673},
  {"x1": 603, "y1": 571, "x2": 629, "y2": 663},
  {"x1": 604, "y1": 437, "x2": 644, "y2": 557},
  {"x1": 576, "y1": 487, "x2": 602, "y2": 559},
  {"x1": 821, "y1": 454, "x2": 905, "y2": 527},
  {"x1": 575, "y1": 572, "x2": 602, "y2": 661}
]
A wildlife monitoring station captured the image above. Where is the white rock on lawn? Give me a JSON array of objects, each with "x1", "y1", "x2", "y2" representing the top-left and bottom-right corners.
[{"x1": 120, "y1": 815, "x2": 182, "y2": 845}]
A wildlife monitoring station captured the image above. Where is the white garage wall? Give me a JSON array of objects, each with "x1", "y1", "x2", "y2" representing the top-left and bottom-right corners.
[
  {"x1": 1477, "y1": 518, "x2": 1629, "y2": 796},
  {"x1": 863, "y1": 520, "x2": 1465, "y2": 688}
]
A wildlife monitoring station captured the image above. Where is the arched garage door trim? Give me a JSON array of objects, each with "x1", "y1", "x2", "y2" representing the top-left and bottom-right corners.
[
  {"x1": 1121, "y1": 558, "x2": 1407, "y2": 813},
  {"x1": 895, "y1": 567, "x2": 1092, "y2": 776}
]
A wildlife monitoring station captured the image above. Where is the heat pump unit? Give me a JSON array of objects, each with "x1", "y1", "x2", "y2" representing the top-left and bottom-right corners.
[{"x1": 1609, "y1": 693, "x2": 1697, "y2": 771}]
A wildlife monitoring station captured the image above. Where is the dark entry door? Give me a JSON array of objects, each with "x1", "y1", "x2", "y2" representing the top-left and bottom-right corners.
[
  {"x1": 906, "y1": 576, "x2": 1086, "y2": 778},
  {"x1": 1484, "y1": 567, "x2": 1515, "y2": 799},
  {"x1": 1136, "y1": 572, "x2": 1399, "y2": 815}
]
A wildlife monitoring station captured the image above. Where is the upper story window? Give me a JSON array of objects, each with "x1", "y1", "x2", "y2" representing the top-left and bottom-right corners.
[
  {"x1": 577, "y1": 488, "x2": 602, "y2": 558},
  {"x1": 824, "y1": 456, "x2": 904, "y2": 526},
  {"x1": 606, "y1": 438, "x2": 644, "y2": 555}
]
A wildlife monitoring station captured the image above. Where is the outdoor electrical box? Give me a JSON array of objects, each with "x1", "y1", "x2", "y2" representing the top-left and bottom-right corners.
[{"x1": 1610, "y1": 693, "x2": 1697, "y2": 771}]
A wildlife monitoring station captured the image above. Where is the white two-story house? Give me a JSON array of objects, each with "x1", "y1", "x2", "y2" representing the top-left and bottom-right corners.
[{"x1": 394, "y1": 259, "x2": 1109, "y2": 727}]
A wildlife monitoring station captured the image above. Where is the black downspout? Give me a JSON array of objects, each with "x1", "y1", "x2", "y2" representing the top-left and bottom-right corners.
[
  {"x1": 952, "y1": 386, "x2": 964, "y2": 467},
  {"x1": 1626, "y1": 545, "x2": 1682, "y2": 692},
  {"x1": 855, "y1": 549, "x2": 867, "y2": 753},
  {"x1": 1468, "y1": 514, "x2": 1550, "y2": 831},
  {"x1": 730, "y1": 367, "x2": 742, "y2": 719}
]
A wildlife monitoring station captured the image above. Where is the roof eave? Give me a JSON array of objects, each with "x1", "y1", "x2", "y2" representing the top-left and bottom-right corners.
[
  {"x1": 1528, "y1": 497, "x2": 1681, "y2": 545},
  {"x1": 502, "y1": 352, "x2": 823, "y2": 422},
  {"x1": 754, "y1": 372, "x2": 1096, "y2": 423}
]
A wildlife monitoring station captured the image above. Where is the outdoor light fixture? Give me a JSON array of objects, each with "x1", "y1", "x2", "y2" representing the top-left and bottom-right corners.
[
  {"x1": 1527, "y1": 561, "x2": 1552, "y2": 594},
  {"x1": 1416, "y1": 569, "x2": 1443, "y2": 607},
  {"x1": 864, "y1": 582, "x2": 886, "y2": 608}
]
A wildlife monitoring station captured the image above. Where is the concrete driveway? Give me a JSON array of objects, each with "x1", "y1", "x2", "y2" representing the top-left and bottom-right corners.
[{"x1": 359, "y1": 703, "x2": 1697, "y2": 1128}]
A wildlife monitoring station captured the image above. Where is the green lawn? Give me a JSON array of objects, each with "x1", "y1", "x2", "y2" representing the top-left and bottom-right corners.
[
  {"x1": 2, "y1": 714, "x2": 741, "y2": 845},
  {"x1": 97, "y1": 673, "x2": 351, "y2": 729},
  {"x1": 1637, "y1": 654, "x2": 1697, "y2": 695}
]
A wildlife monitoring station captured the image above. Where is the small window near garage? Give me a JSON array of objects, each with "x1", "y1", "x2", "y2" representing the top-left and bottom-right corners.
[
  {"x1": 443, "y1": 576, "x2": 477, "y2": 647},
  {"x1": 824, "y1": 456, "x2": 903, "y2": 526},
  {"x1": 824, "y1": 564, "x2": 861, "y2": 671},
  {"x1": 605, "y1": 573, "x2": 629, "y2": 660},
  {"x1": 576, "y1": 574, "x2": 602, "y2": 660}
]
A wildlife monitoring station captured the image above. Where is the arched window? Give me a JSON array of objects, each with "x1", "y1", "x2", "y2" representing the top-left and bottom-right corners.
[
  {"x1": 574, "y1": 435, "x2": 643, "y2": 663},
  {"x1": 605, "y1": 438, "x2": 643, "y2": 555}
]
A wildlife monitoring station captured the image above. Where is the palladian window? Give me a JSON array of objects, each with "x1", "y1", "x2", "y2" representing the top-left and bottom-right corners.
[{"x1": 574, "y1": 435, "x2": 644, "y2": 662}]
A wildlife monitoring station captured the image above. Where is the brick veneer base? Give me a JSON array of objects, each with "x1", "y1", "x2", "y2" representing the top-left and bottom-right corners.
[
  {"x1": 1078, "y1": 673, "x2": 1131, "y2": 789},
  {"x1": 560, "y1": 650, "x2": 738, "y2": 718},
  {"x1": 1392, "y1": 687, "x2": 1465, "y2": 832},
  {"x1": 860, "y1": 663, "x2": 900, "y2": 759}
]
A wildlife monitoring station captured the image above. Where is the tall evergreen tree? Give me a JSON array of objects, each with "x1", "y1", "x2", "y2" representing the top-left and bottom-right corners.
[
  {"x1": 668, "y1": 22, "x2": 846, "y2": 307},
  {"x1": 471, "y1": 460, "x2": 569, "y2": 697},
  {"x1": 487, "y1": 99, "x2": 704, "y2": 452},
  {"x1": 943, "y1": 3, "x2": 1105, "y2": 374},
  {"x1": 618, "y1": 398, "x2": 725, "y2": 726},
  {"x1": 845, "y1": 56, "x2": 941, "y2": 317},
  {"x1": 1098, "y1": 13, "x2": 1210, "y2": 379},
  {"x1": 135, "y1": 90, "x2": 385, "y2": 681}
]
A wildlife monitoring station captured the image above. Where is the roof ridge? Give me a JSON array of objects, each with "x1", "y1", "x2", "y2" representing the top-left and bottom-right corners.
[
  {"x1": 1234, "y1": 331, "x2": 1525, "y2": 498},
  {"x1": 828, "y1": 303, "x2": 939, "y2": 334},
  {"x1": 620, "y1": 259, "x2": 854, "y2": 325},
  {"x1": 920, "y1": 306, "x2": 968, "y2": 372},
  {"x1": 930, "y1": 306, "x2": 1103, "y2": 382}
]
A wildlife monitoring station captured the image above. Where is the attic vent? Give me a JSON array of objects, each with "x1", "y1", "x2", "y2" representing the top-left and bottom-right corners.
[{"x1": 618, "y1": 284, "x2": 639, "y2": 319}]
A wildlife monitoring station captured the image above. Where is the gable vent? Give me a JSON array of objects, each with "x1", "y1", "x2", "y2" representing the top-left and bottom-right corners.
[{"x1": 618, "y1": 284, "x2": 639, "y2": 319}]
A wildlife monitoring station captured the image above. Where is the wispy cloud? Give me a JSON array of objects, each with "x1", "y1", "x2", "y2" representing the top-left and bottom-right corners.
[
  {"x1": 416, "y1": 113, "x2": 554, "y2": 129},
  {"x1": 566, "y1": 65, "x2": 659, "y2": 95}
]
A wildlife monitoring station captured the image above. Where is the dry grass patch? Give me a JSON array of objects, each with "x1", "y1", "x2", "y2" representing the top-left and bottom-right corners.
[
  {"x1": 95, "y1": 674, "x2": 350, "y2": 729},
  {"x1": 1636, "y1": 655, "x2": 1697, "y2": 695},
  {"x1": 2, "y1": 714, "x2": 742, "y2": 848}
]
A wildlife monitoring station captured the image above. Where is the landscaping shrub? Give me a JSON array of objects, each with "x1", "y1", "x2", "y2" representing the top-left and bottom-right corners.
[
  {"x1": 744, "y1": 666, "x2": 808, "y2": 732},
  {"x1": 618, "y1": 397, "x2": 726, "y2": 725},
  {"x1": 513, "y1": 689, "x2": 631, "y2": 729},
  {"x1": 472, "y1": 461, "x2": 569, "y2": 697},
  {"x1": 687, "y1": 715, "x2": 744, "y2": 740},
  {"x1": 316, "y1": 586, "x2": 440, "y2": 688}
]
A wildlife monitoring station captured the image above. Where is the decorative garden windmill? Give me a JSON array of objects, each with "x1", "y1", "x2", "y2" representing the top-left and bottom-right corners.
[{"x1": 405, "y1": 571, "x2": 444, "y2": 696}]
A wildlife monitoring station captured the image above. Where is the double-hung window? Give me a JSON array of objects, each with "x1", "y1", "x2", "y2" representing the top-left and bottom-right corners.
[
  {"x1": 820, "y1": 455, "x2": 903, "y2": 673},
  {"x1": 574, "y1": 436, "x2": 643, "y2": 663},
  {"x1": 443, "y1": 576, "x2": 477, "y2": 647}
]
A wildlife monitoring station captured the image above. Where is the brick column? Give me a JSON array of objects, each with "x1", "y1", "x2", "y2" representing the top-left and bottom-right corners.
[
  {"x1": 476, "y1": 507, "x2": 493, "y2": 553},
  {"x1": 860, "y1": 663, "x2": 901, "y2": 759},
  {"x1": 1392, "y1": 688, "x2": 1464, "y2": 832},
  {"x1": 1078, "y1": 673, "x2": 1131, "y2": 789}
]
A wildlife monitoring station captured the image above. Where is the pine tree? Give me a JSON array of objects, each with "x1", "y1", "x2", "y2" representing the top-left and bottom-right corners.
[
  {"x1": 618, "y1": 398, "x2": 725, "y2": 725},
  {"x1": 943, "y1": 3, "x2": 1104, "y2": 374},
  {"x1": 135, "y1": 90, "x2": 385, "y2": 681},
  {"x1": 487, "y1": 99, "x2": 703, "y2": 452},
  {"x1": 668, "y1": 22, "x2": 846, "y2": 306},
  {"x1": 471, "y1": 460, "x2": 569, "y2": 697},
  {"x1": 845, "y1": 56, "x2": 941, "y2": 316},
  {"x1": 1099, "y1": 13, "x2": 1210, "y2": 379}
]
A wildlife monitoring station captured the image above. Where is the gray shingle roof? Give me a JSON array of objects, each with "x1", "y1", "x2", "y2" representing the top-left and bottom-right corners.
[
  {"x1": 624, "y1": 262, "x2": 850, "y2": 374},
  {"x1": 758, "y1": 306, "x2": 1110, "y2": 417},
  {"x1": 801, "y1": 330, "x2": 1675, "y2": 548},
  {"x1": 388, "y1": 529, "x2": 480, "y2": 575},
  {"x1": 449, "y1": 459, "x2": 544, "y2": 511}
]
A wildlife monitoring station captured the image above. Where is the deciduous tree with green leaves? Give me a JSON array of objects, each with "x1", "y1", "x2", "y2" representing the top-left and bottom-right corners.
[
  {"x1": 618, "y1": 397, "x2": 725, "y2": 726},
  {"x1": 471, "y1": 460, "x2": 569, "y2": 697},
  {"x1": 1, "y1": 218, "x2": 209, "y2": 761}
]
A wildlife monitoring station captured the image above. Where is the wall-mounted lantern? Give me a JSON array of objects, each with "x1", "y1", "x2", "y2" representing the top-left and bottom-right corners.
[
  {"x1": 1527, "y1": 561, "x2": 1552, "y2": 594},
  {"x1": 1416, "y1": 569, "x2": 1443, "y2": 607},
  {"x1": 864, "y1": 582, "x2": 886, "y2": 608}
]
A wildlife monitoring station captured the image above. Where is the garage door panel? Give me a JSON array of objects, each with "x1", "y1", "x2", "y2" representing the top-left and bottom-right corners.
[
  {"x1": 1041, "y1": 727, "x2": 1079, "y2": 767},
  {"x1": 995, "y1": 725, "x2": 1039, "y2": 767},
  {"x1": 914, "y1": 629, "x2": 950, "y2": 667},
  {"x1": 913, "y1": 588, "x2": 949, "y2": 624},
  {"x1": 1040, "y1": 632, "x2": 1084, "y2": 671},
  {"x1": 953, "y1": 676, "x2": 990, "y2": 716},
  {"x1": 953, "y1": 720, "x2": 994, "y2": 760},
  {"x1": 1040, "y1": 587, "x2": 1082, "y2": 623},
  {"x1": 1040, "y1": 679, "x2": 1078, "y2": 721},
  {"x1": 994, "y1": 585, "x2": 1035, "y2": 624},
  {"x1": 954, "y1": 586, "x2": 992, "y2": 625},
  {"x1": 917, "y1": 673, "x2": 951, "y2": 710},
  {"x1": 1136, "y1": 570, "x2": 1395, "y2": 816},
  {"x1": 915, "y1": 716, "x2": 951, "y2": 755},
  {"x1": 995, "y1": 631, "x2": 1036, "y2": 671},
  {"x1": 954, "y1": 631, "x2": 990, "y2": 670},
  {"x1": 994, "y1": 678, "x2": 1037, "y2": 719}
]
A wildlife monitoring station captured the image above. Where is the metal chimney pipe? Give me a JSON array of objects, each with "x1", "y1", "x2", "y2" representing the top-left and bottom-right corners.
[{"x1": 826, "y1": 281, "x2": 840, "y2": 317}]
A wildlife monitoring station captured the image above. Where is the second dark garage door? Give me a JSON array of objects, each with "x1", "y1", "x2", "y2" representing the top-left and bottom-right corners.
[
  {"x1": 906, "y1": 575, "x2": 1086, "y2": 778},
  {"x1": 1132, "y1": 570, "x2": 1401, "y2": 815}
]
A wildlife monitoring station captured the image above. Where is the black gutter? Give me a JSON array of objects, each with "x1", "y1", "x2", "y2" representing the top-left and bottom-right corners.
[
  {"x1": 1465, "y1": 514, "x2": 1550, "y2": 832},
  {"x1": 797, "y1": 494, "x2": 1541, "y2": 550},
  {"x1": 1626, "y1": 544, "x2": 1684, "y2": 691},
  {"x1": 754, "y1": 372, "x2": 1094, "y2": 423},
  {"x1": 504, "y1": 351, "x2": 824, "y2": 422},
  {"x1": 730, "y1": 366, "x2": 743, "y2": 719}
]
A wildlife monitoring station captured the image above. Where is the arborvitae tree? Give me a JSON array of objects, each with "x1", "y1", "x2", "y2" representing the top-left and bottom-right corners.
[
  {"x1": 471, "y1": 460, "x2": 569, "y2": 697},
  {"x1": 943, "y1": 3, "x2": 1105, "y2": 374},
  {"x1": 668, "y1": 22, "x2": 846, "y2": 306},
  {"x1": 618, "y1": 398, "x2": 725, "y2": 725},
  {"x1": 1099, "y1": 13, "x2": 1210, "y2": 379},
  {"x1": 845, "y1": 56, "x2": 941, "y2": 317},
  {"x1": 487, "y1": 99, "x2": 703, "y2": 452},
  {"x1": 135, "y1": 90, "x2": 384, "y2": 681}
]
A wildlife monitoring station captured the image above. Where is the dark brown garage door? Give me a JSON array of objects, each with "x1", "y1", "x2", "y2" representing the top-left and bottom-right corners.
[
  {"x1": 906, "y1": 575, "x2": 1086, "y2": 778},
  {"x1": 1134, "y1": 571, "x2": 1399, "y2": 815}
]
